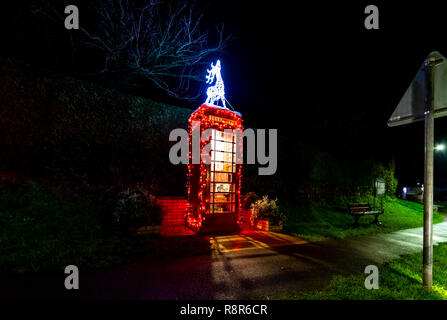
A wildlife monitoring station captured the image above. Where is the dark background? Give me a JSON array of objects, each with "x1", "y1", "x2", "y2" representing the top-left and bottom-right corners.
[
  {"x1": 1, "y1": 0, "x2": 447, "y2": 188},
  {"x1": 209, "y1": 0, "x2": 447, "y2": 188}
]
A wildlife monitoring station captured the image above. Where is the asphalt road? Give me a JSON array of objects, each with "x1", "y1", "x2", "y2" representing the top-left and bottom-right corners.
[{"x1": 2, "y1": 219, "x2": 447, "y2": 299}]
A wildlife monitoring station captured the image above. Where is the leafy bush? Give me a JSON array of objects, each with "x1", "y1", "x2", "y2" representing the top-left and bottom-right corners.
[
  {"x1": 241, "y1": 192, "x2": 259, "y2": 209},
  {"x1": 251, "y1": 195, "x2": 286, "y2": 226},
  {"x1": 112, "y1": 186, "x2": 161, "y2": 229}
]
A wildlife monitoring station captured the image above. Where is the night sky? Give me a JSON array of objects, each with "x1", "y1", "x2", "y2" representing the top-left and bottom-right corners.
[
  {"x1": 2, "y1": 1, "x2": 447, "y2": 187},
  {"x1": 205, "y1": 1, "x2": 447, "y2": 187}
]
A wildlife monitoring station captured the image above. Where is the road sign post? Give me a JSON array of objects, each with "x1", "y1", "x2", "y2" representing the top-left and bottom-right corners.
[
  {"x1": 388, "y1": 51, "x2": 447, "y2": 290},
  {"x1": 422, "y1": 57, "x2": 435, "y2": 289}
]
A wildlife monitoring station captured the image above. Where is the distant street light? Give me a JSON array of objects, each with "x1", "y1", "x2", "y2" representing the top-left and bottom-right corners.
[{"x1": 435, "y1": 144, "x2": 445, "y2": 151}]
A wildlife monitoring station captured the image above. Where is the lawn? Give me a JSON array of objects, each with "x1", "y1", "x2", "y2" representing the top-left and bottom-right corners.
[
  {"x1": 0, "y1": 181, "x2": 145, "y2": 274},
  {"x1": 281, "y1": 198, "x2": 444, "y2": 242},
  {"x1": 0, "y1": 180, "x2": 212, "y2": 274},
  {"x1": 284, "y1": 242, "x2": 447, "y2": 300}
]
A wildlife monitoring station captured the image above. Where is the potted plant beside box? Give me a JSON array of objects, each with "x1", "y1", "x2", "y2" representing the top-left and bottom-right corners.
[{"x1": 251, "y1": 196, "x2": 286, "y2": 232}]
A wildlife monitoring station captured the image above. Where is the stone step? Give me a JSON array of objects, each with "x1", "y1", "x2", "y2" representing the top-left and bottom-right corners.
[
  {"x1": 162, "y1": 214, "x2": 186, "y2": 218},
  {"x1": 200, "y1": 213, "x2": 240, "y2": 233}
]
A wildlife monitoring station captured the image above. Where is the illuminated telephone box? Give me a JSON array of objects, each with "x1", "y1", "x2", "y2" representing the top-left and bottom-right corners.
[{"x1": 186, "y1": 104, "x2": 243, "y2": 233}]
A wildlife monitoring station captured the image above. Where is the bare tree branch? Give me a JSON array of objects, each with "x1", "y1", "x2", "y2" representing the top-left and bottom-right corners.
[{"x1": 76, "y1": 0, "x2": 231, "y2": 100}]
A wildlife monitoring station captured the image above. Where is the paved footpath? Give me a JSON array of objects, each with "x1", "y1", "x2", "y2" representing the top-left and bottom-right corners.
[{"x1": 2, "y1": 218, "x2": 447, "y2": 299}]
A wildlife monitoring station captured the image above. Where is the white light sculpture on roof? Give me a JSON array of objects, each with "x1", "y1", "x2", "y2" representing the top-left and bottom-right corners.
[{"x1": 204, "y1": 60, "x2": 226, "y2": 108}]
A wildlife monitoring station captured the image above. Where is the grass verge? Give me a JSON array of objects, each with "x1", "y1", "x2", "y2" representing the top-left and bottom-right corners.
[
  {"x1": 0, "y1": 181, "x2": 143, "y2": 274},
  {"x1": 281, "y1": 198, "x2": 444, "y2": 241},
  {"x1": 284, "y1": 242, "x2": 447, "y2": 300}
]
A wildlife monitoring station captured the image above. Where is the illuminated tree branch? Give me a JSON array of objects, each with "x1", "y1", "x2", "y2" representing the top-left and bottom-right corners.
[{"x1": 79, "y1": 0, "x2": 231, "y2": 100}]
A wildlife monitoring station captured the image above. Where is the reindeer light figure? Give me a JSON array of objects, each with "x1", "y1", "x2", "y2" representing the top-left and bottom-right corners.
[{"x1": 204, "y1": 60, "x2": 227, "y2": 108}]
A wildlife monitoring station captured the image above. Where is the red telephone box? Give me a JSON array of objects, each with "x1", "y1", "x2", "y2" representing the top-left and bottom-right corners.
[{"x1": 186, "y1": 104, "x2": 243, "y2": 233}]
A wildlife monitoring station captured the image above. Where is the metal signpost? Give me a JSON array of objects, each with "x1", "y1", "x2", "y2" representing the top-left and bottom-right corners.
[
  {"x1": 388, "y1": 51, "x2": 447, "y2": 290},
  {"x1": 374, "y1": 177, "x2": 385, "y2": 212}
]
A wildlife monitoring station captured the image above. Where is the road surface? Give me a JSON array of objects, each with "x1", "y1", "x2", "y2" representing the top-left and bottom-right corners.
[{"x1": 1, "y1": 218, "x2": 447, "y2": 299}]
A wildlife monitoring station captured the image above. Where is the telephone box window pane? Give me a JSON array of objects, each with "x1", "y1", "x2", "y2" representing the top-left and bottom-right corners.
[
  {"x1": 224, "y1": 142, "x2": 233, "y2": 152},
  {"x1": 211, "y1": 202, "x2": 234, "y2": 213},
  {"x1": 212, "y1": 193, "x2": 232, "y2": 203},
  {"x1": 214, "y1": 183, "x2": 231, "y2": 193},
  {"x1": 211, "y1": 151, "x2": 233, "y2": 163},
  {"x1": 211, "y1": 172, "x2": 232, "y2": 182},
  {"x1": 211, "y1": 150, "x2": 221, "y2": 162},
  {"x1": 215, "y1": 162, "x2": 233, "y2": 172},
  {"x1": 208, "y1": 129, "x2": 237, "y2": 214},
  {"x1": 215, "y1": 130, "x2": 233, "y2": 142},
  {"x1": 224, "y1": 152, "x2": 233, "y2": 163},
  {"x1": 214, "y1": 140, "x2": 233, "y2": 152},
  {"x1": 214, "y1": 172, "x2": 232, "y2": 182}
]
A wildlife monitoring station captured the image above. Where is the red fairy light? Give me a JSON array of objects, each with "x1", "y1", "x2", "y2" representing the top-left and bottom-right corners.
[{"x1": 186, "y1": 104, "x2": 243, "y2": 231}]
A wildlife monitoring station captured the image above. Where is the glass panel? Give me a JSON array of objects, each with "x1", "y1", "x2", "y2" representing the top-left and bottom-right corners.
[
  {"x1": 214, "y1": 183, "x2": 232, "y2": 193},
  {"x1": 211, "y1": 151, "x2": 233, "y2": 163},
  {"x1": 215, "y1": 130, "x2": 233, "y2": 142},
  {"x1": 210, "y1": 202, "x2": 234, "y2": 213},
  {"x1": 213, "y1": 140, "x2": 233, "y2": 152},
  {"x1": 213, "y1": 172, "x2": 232, "y2": 182},
  {"x1": 212, "y1": 194, "x2": 234, "y2": 205},
  {"x1": 212, "y1": 193, "x2": 231, "y2": 203},
  {"x1": 214, "y1": 162, "x2": 233, "y2": 172},
  {"x1": 208, "y1": 129, "x2": 236, "y2": 214}
]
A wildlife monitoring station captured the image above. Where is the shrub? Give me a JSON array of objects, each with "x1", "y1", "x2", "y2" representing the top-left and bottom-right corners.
[
  {"x1": 112, "y1": 186, "x2": 161, "y2": 229},
  {"x1": 372, "y1": 162, "x2": 398, "y2": 197},
  {"x1": 251, "y1": 195, "x2": 286, "y2": 226},
  {"x1": 242, "y1": 192, "x2": 259, "y2": 209}
]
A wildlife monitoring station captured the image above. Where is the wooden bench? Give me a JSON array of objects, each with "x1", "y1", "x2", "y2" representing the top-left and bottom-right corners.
[{"x1": 348, "y1": 203, "x2": 383, "y2": 226}]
